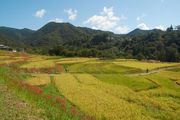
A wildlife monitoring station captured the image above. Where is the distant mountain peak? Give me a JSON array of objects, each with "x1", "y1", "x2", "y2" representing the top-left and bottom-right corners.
[
  {"x1": 128, "y1": 28, "x2": 163, "y2": 36},
  {"x1": 44, "y1": 22, "x2": 74, "y2": 27}
]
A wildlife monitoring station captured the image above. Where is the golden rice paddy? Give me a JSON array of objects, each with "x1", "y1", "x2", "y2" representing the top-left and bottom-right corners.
[
  {"x1": 1, "y1": 50, "x2": 179, "y2": 120},
  {"x1": 114, "y1": 60, "x2": 180, "y2": 70},
  {"x1": 54, "y1": 73, "x2": 180, "y2": 120},
  {"x1": 26, "y1": 74, "x2": 51, "y2": 86}
]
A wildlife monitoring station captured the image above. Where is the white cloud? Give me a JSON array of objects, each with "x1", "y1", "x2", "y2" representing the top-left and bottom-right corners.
[
  {"x1": 65, "y1": 8, "x2": 77, "y2": 20},
  {"x1": 114, "y1": 26, "x2": 129, "y2": 34},
  {"x1": 100, "y1": 7, "x2": 120, "y2": 21},
  {"x1": 155, "y1": 25, "x2": 166, "y2": 31},
  {"x1": 84, "y1": 15, "x2": 118, "y2": 30},
  {"x1": 137, "y1": 23, "x2": 150, "y2": 30},
  {"x1": 84, "y1": 7, "x2": 129, "y2": 34},
  {"x1": 136, "y1": 17, "x2": 140, "y2": 21},
  {"x1": 48, "y1": 18, "x2": 64, "y2": 23},
  {"x1": 136, "y1": 14, "x2": 146, "y2": 21},
  {"x1": 34, "y1": 9, "x2": 46, "y2": 18},
  {"x1": 84, "y1": 7, "x2": 120, "y2": 31}
]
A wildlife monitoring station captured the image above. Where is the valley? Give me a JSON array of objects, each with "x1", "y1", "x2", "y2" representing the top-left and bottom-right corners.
[{"x1": 0, "y1": 50, "x2": 179, "y2": 120}]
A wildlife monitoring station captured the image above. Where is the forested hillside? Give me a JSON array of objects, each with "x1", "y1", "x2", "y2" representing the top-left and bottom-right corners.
[
  {"x1": 0, "y1": 27, "x2": 34, "y2": 49},
  {"x1": 0, "y1": 22, "x2": 179, "y2": 62}
]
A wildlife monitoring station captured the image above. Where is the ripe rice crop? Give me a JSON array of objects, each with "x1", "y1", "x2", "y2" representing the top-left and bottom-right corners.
[
  {"x1": 68, "y1": 62, "x2": 141, "y2": 74},
  {"x1": 156, "y1": 71, "x2": 180, "y2": 81},
  {"x1": 56, "y1": 58, "x2": 97, "y2": 64},
  {"x1": 0, "y1": 59, "x2": 23, "y2": 66},
  {"x1": 0, "y1": 55, "x2": 11, "y2": 59},
  {"x1": 20, "y1": 60, "x2": 56, "y2": 69},
  {"x1": 54, "y1": 73, "x2": 180, "y2": 120},
  {"x1": 1, "y1": 50, "x2": 179, "y2": 120},
  {"x1": 94, "y1": 74, "x2": 158, "y2": 91},
  {"x1": 26, "y1": 74, "x2": 51, "y2": 86},
  {"x1": 54, "y1": 74, "x2": 150, "y2": 119},
  {"x1": 114, "y1": 60, "x2": 180, "y2": 70}
]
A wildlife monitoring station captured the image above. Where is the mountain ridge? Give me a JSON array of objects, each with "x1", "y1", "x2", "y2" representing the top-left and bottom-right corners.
[
  {"x1": 0, "y1": 22, "x2": 179, "y2": 62},
  {"x1": 0, "y1": 22, "x2": 166, "y2": 36}
]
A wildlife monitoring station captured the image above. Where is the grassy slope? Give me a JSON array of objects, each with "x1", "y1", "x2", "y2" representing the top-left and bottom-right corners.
[
  {"x1": 0, "y1": 52, "x2": 83, "y2": 120},
  {"x1": 0, "y1": 66, "x2": 83, "y2": 120},
  {"x1": 0, "y1": 85, "x2": 45, "y2": 120},
  {"x1": 0, "y1": 67, "x2": 46, "y2": 120}
]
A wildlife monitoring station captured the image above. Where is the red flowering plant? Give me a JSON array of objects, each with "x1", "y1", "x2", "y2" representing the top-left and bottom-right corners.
[
  {"x1": 55, "y1": 64, "x2": 63, "y2": 73},
  {"x1": 70, "y1": 105, "x2": 78, "y2": 116},
  {"x1": 11, "y1": 80, "x2": 95, "y2": 120},
  {"x1": 56, "y1": 97, "x2": 67, "y2": 111}
]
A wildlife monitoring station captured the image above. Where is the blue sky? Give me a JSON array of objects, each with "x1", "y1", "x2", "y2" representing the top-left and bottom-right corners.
[{"x1": 0, "y1": 0, "x2": 180, "y2": 34}]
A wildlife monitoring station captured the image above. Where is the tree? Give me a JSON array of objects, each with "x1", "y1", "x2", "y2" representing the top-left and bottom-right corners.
[
  {"x1": 166, "y1": 25, "x2": 173, "y2": 32},
  {"x1": 165, "y1": 44, "x2": 179, "y2": 62},
  {"x1": 176, "y1": 25, "x2": 180, "y2": 31},
  {"x1": 136, "y1": 53, "x2": 145, "y2": 61}
]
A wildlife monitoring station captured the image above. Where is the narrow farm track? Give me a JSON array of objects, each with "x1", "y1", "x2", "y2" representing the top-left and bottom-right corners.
[
  {"x1": 0, "y1": 84, "x2": 46, "y2": 120},
  {"x1": 128, "y1": 65, "x2": 180, "y2": 76}
]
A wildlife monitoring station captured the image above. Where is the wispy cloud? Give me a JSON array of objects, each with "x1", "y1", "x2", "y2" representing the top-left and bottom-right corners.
[
  {"x1": 34, "y1": 9, "x2": 46, "y2": 18},
  {"x1": 65, "y1": 8, "x2": 77, "y2": 20},
  {"x1": 136, "y1": 13, "x2": 146, "y2": 21},
  {"x1": 137, "y1": 23, "x2": 150, "y2": 30},
  {"x1": 155, "y1": 25, "x2": 166, "y2": 31},
  {"x1": 114, "y1": 26, "x2": 129, "y2": 34},
  {"x1": 48, "y1": 18, "x2": 64, "y2": 23}
]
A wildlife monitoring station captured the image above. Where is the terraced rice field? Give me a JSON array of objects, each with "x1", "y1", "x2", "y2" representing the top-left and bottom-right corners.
[
  {"x1": 114, "y1": 60, "x2": 180, "y2": 70},
  {"x1": 57, "y1": 58, "x2": 97, "y2": 64},
  {"x1": 54, "y1": 73, "x2": 180, "y2": 120},
  {"x1": 26, "y1": 74, "x2": 51, "y2": 86},
  {"x1": 54, "y1": 73, "x2": 148, "y2": 120},
  {"x1": 0, "y1": 50, "x2": 180, "y2": 120},
  {"x1": 94, "y1": 74, "x2": 159, "y2": 91},
  {"x1": 68, "y1": 62, "x2": 142, "y2": 74},
  {"x1": 20, "y1": 60, "x2": 56, "y2": 69}
]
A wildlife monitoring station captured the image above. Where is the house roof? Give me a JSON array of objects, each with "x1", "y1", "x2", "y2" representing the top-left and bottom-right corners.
[{"x1": 0, "y1": 44, "x2": 10, "y2": 49}]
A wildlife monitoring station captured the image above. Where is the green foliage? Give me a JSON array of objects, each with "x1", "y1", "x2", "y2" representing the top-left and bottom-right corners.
[
  {"x1": 0, "y1": 27, "x2": 34, "y2": 49},
  {"x1": 123, "y1": 27, "x2": 180, "y2": 62},
  {"x1": 0, "y1": 23, "x2": 179, "y2": 62}
]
